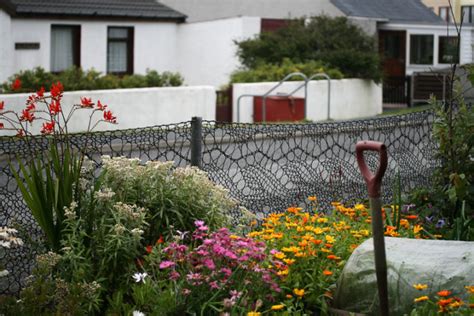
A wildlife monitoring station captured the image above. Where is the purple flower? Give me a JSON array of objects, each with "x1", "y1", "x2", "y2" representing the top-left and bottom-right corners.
[
  {"x1": 159, "y1": 260, "x2": 176, "y2": 269},
  {"x1": 436, "y1": 219, "x2": 446, "y2": 228}
]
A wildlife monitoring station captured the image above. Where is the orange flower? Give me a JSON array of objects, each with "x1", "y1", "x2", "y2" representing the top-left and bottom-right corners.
[
  {"x1": 308, "y1": 196, "x2": 317, "y2": 202},
  {"x1": 145, "y1": 245, "x2": 153, "y2": 254},
  {"x1": 293, "y1": 288, "x2": 305, "y2": 297},
  {"x1": 327, "y1": 254, "x2": 341, "y2": 260},
  {"x1": 287, "y1": 207, "x2": 300, "y2": 214},
  {"x1": 437, "y1": 298, "x2": 453, "y2": 307},
  {"x1": 437, "y1": 290, "x2": 452, "y2": 297},
  {"x1": 312, "y1": 239, "x2": 323, "y2": 245},
  {"x1": 323, "y1": 270, "x2": 333, "y2": 276},
  {"x1": 405, "y1": 215, "x2": 418, "y2": 220}
]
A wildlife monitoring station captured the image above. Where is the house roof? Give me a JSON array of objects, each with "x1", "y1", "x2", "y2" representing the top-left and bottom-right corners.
[
  {"x1": 330, "y1": 0, "x2": 443, "y2": 24},
  {"x1": 0, "y1": 0, "x2": 186, "y2": 21}
]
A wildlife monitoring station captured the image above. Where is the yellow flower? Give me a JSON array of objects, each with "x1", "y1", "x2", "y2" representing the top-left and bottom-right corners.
[
  {"x1": 283, "y1": 258, "x2": 295, "y2": 265},
  {"x1": 247, "y1": 312, "x2": 261, "y2": 316},
  {"x1": 248, "y1": 231, "x2": 263, "y2": 237},
  {"x1": 277, "y1": 269, "x2": 289, "y2": 276},
  {"x1": 325, "y1": 235, "x2": 335, "y2": 244},
  {"x1": 274, "y1": 252, "x2": 286, "y2": 260},
  {"x1": 230, "y1": 235, "x2": 239, "y2": 240},
  {"x1": 465, "y1": 285, "x2": 474, "y2": 294},
  {"x1": 308, "y1": 196, "x2": 317, "y2": 202},
  {"x1": 271, "y1": 304, "x2": 285, "y2": 311},
  {"x1": 354, "y1": 203, "x2": 366, "y2": 211},
  {"x1": 313, "y1": 227, "x2": 324, "y2": 234},
  {"x1": 293, "y1": 288, "x2": 305, "y2": 297},
  {"x1": 317, "y1": 217, "x2": 328, "y2": 224},
  {"x1": 413, "y1": 225, "x2": 423, "y2": 234},
  {"x1": 413, "y1": 283, "x2": 428, "y2": 290},
  {"x1": 399, "y1": 219, "x2": 409, "y2": 229},
  {"x1": 449, "y1": 301, "x2": 463, "y2": 309},
  {"x1": 414, "y1": 296, "x2": 429, "y2": 303}
]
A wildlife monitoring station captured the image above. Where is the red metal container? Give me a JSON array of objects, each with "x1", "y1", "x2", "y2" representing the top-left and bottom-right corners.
[{"x1": 253, "y1": 96, "x2": 305, "y2": 122}]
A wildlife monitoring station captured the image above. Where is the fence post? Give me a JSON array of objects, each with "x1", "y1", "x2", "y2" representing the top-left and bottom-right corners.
[{"x1": 191, "y1": 116, "x2": 203, "y2": 169}]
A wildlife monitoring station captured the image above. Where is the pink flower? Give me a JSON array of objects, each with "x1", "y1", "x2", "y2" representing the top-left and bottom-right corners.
[
  {"x1": 209, "y1": 281, "x2": 220, "y2": 289},
  {"x1": 169, "y1": 271, "x2": 180, "y2": 280},
  {"x1": 203, "y1": 258, "x2": 215, "y2": 270},
  {"x1": 159, "y1": 260, "x2": 175, "y2": 269}
]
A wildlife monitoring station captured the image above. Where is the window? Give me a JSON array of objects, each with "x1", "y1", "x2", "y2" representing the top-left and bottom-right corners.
[
  {"x1": 462, "y1": 6, "x2": 474, "y2": 23},
  {"x1": 439, "y1": 7, "x2": 451, "y2": 22},
  {"x1": 107, "y1": 27, "x2": 134, "y2": 74},
  {"x1": 439, "y1": 36, "x2": 459, "y2": 64},
  {"x1": 410, "y1": 35, "x2": 434, "y2": 64},
  {"x1": 51, "y1": 25, "x2": 80, "y2": 72}
]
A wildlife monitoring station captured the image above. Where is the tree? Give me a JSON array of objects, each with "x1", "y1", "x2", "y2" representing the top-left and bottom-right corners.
[{"x1": 236, "y1": 16, "x2": 382, "y2": 82}]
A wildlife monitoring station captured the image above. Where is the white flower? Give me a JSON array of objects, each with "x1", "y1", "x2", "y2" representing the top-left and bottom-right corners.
[
  {"x1": 132, "y1": 272, "x2": 148, "y2": 284},
  {"x1": 0, "y1": 269, "x2": 9, "y2": 277},
  {"x1": 133, "y1": 311, "x2": 145, "y2": 316}
]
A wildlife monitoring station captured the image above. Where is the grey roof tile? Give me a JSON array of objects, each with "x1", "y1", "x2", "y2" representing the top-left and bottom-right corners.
[
  {"x1": 330, "y1": 0, "x2": 443, "y2": 24},
  {"x1": 4, "y1": 0, "x2": 186, "y2": 21}
]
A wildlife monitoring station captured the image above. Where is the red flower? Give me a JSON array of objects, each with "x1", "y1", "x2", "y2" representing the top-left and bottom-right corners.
[
  {"x1": 437, "y1": 290, "x2": 452, "y2": 297},
  {"x1": 80, "y1": 97, "x2": 94, "y2": 108},
  {"x1": 0, "y1": 122, "x2": 4, "y2": 129},
  {"x1": 49, "y1": 100, "x2": 61, "y2": 115},
  {"x1": 96, "y1": 100, "x2": 107, "y2": 110},
  {"x1": 11, "y1": 78, "x2": 21, "y2": 91},
  {"x1": 156, "y1": 235, "x2": 164, "y2": 244},
  {"x1": 0, "y1": 101, "x2": 4, "y2": 111},
  {"x1": 16, "y1": 129, "x2": 24, "y2": 137},
  {"x1": 103, "y1": 110, "x2": 117, "y2": 123},
  {"x1": 146, "y1": 245, "x2": 153, "y2": 254},
  {"x1": 25, "y1": 103, "x2": 36, "y2": 112},
  {"x1": 50, "y1": 82, "x2": 63, "y2": 99},
  {"x1": 41, "y1": 121, "x2": 55, "y2": 134},
  {"x1": 20, "y1": 109, "x2": 35, "y2": 123},
  {"x1": 37, "y1": 87, "x2": 45, "y2": 97}
]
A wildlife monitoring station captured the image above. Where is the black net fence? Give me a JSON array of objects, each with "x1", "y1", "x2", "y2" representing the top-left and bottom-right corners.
[{"x1": 0, "y1": 109, "x2": 439, "y2": 294}]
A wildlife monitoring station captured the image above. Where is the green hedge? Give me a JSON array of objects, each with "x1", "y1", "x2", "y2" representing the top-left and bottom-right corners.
[
  {"x1": 230, "y1": 58, "x2": 344, "y2": 84},
  {"x1": 1, "y1": 67, "x2": 184, "y2": 93}
]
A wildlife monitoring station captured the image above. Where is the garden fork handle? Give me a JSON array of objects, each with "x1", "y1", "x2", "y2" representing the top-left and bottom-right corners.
[
  {"x1": 356, "y1": 140, "x2": 389, "y2": 316},
  {"x1": 356, "y1": 141, "x2": 388, "y2": 198}
]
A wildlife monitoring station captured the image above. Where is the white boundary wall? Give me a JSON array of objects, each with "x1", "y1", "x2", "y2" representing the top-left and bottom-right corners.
[
  {"x1": 0, "y1": 86, "x2": 215, "y2": 135},
  {"x1": 233, "y1": 79, "x2": 382, "y2": 123}
]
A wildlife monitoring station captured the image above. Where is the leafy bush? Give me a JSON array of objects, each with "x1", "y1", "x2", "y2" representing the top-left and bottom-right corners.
[
  {"x1": 230, "y1": 58, "x2": 343, "y2": 84},
  {"x1": 235, "y1": 16, "x2": 382, "y2": 82},
  {"x1": 1, "y1": 67, "x2": 183, "y2": 93},
  {"x1": 100, "y1": 157, "x2": 235, "y2": 244}
]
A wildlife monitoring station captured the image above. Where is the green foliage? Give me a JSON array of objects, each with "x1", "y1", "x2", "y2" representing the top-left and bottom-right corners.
[
  {"x1": 432, "y1": 96, "x2": 474, "y2": 240},
  {"x1": 1, "y1": 67, "x2": 184, "y2": 93},
  {"x1": 230, "y1": 58, "x2": 343, "y2": 83},
  {"x1": 100, "y1": 157, "x2": 235, "y2": 243},
  {"x1": 235, "y1": 16, "x2": 382, "y2": 82}
]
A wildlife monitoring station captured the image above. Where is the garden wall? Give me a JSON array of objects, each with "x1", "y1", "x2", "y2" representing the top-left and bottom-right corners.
[
  {"x1": 0, "y1": 86, "x2": 216, "y2": 134},
  {"x1": 233, "y1": 79, "x2": 382, "y2": 123}
]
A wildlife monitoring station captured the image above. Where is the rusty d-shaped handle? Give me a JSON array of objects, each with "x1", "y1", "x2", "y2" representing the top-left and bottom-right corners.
[{"x1": 356, "y1": 141, "x2": 388, "y2": 198}]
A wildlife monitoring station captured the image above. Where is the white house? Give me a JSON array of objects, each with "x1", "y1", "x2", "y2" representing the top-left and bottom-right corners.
[{"x1": 0, "y1": 0, "x2": 186, "y2": 83}]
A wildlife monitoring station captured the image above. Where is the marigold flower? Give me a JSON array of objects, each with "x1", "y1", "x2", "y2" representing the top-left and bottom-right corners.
[
  {"x1": 437, "y1": 298, "x2": 453, "y2": 307},
  {"x1": 247, "y1": 312, "x2": 261, "y2": 316},
  {"x1": 283, "y1": 258, "x2": 295, "y2": 265},
  {"x1": 274, "y1": 252, "x2": 286, "y2": 260},
  {"x1": 323, "y1": 270, "x2": 333, "y2": 276},
  {"x1": 308, "y1": 196, "x2": 317, "y2": 202},
  {"x1": 413, "y1": 283, "x2": 428, "y2": 290},
  {"x1": 271, "y1": 304, "x2": 285, "y2": 311},
  {"x1": 437, "y1": 290, "x2": 452, "y2": 297},
  {"x1": 277, "y1": 269, "x2": 289, "y2": 276},
  {"x1": 405, "y1": 215, "x2": 418, "y2": 220},
  {"x1": 414, "y1": 295, "x2": 429, "y2": 303},
  {"x1": 293, "y1": 288, "x2": 305, "y2": 297},
  {"x1": 465, "y1": 285, "x2": 474, "y2": 294},
  {"x1": 413, "y1": 225, "x2": 423, "y2": 234},
  {"x1": 327, "y1": 254, "x2": 341, "y2": 260},
  {"x1": 354, "y1": 203, "x2": 366, "y2": 211},
  {"x1": 287, "y1": 207, "x2": 300, "y2": 214}
]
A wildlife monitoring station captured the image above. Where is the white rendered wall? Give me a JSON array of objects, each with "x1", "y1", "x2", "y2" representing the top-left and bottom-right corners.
[
  {"x1": 379, "y1": 23, "x2": 474, "y2": 74},
  {"x1": 0, "y1": 86, "x2": 215, "y2": 135},
  {"x1": 178, "y1": 17, "x2": 260, "y2": 87},
  {"x1": 8, "y1": 18, "x2": 179, "y2": 78},
  {"x1": 233, "y1": 79, "x2": 382, "y2": 123},
  {"x1": 160, "y1": 0, "x2": 343, "y2": 22},
  {"x1": 0, "y1": 10, "x2": 13, "y2": 83}
]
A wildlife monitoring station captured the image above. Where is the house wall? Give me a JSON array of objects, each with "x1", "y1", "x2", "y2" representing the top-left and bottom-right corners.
[
  {"x1": 379, "y1": 23, "x2": 473, "y2": 74},
  {"x1": 160, "y1": 0, "x2": 344, "y2": 22},
  {"x1": 0, "y1": 10, "x2": 13, "y2": 83},
  {"x1": 7, "y1": 18, "x2": 179, "y2": 79},
  {"x1": 233, "y1": 79, "x2": 382, "y2": 123},
  {"x1": 177, "y1": 16, "x2": 260, "y2": 87},
  {"x1": 0, "y1": 86, "x2": 215, "y2": 134}
]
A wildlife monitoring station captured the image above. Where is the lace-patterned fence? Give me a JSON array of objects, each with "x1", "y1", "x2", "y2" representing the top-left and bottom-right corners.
[{"x1": 0, "y1": 110, "x2": 438, "y2": 294}]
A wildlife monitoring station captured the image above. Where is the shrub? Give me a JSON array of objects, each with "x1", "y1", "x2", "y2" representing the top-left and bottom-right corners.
[
  {"x1": 230, "y1": 58, "x2": 343, "y2": 83},
  {"x1": 100, "y1": 156, "x2": 235, "y2": 244},
  {"x1": 235, "y1": 16, "x2": 382, "y2": 82},
  {"x1": 1, "y1": 67, "x2": 183, "y2": 93}
]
